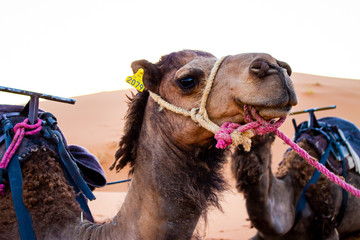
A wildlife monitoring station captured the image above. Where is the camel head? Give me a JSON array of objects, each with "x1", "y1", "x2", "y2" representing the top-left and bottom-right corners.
[
  {"x1": 130, "y1": 50, "x2": 297, "y2": 147},
  {"x1": 207, "y1": 53, "x2": 297, "y2": 121}
]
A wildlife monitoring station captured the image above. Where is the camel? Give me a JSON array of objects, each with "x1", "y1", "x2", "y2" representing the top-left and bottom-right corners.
[
  {"x1": 231, "y1": 118, "x2": 360, "y2": 239},
  {"x1": 0, "y1": 50, "x2": 297, "y2": 239}
]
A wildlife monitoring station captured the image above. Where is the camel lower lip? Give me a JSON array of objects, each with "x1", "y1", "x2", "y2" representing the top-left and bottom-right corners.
[
  {"x1": 256, "y1": 106, "x2": 292, "y2": 119},
  {"x1": 235, "y1": 99, "x2": 292, "y2": 119}
]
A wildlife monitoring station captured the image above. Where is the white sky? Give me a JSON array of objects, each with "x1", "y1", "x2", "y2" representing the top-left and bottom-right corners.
[{"x1": 1, "y1": 0, "x2": 359, "y2": 104}]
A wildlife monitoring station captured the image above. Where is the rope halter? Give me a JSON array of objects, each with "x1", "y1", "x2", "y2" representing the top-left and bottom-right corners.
[{"x1": 148, "y1": 56, "x2": 286, "y2": 151}]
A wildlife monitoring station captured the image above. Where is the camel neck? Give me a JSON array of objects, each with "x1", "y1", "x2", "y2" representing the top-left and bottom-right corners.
[
  {"x1": 74, "y1": 144, "x2": 201, "y2": 240},
  {"x1": 123, "y1": 127, "x2": 203, "y2": 239},
  {"x1": 232, "y1": 134, "x2": 297, "y2": 236},
  {"x1": 76, "y1": 101, "x2": 226, "y2": 240},
  {"x1": 116, "y1": 113, "x2": 225, "y2": 239}
]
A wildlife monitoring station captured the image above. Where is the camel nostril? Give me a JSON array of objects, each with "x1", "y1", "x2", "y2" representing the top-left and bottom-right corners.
[{"x1": 250, "y1": 60, "x2": 270, "y2": 78}]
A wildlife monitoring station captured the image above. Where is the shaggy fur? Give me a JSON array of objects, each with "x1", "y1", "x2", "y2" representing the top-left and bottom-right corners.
[
  {"x1": 155, "y1": 143, "x2": 227, "y2": 211},
  {"x1": 276, "y1": 139, "x2": 320, "y2": 188},
  {"x1": 111, "y1": 90, "x2": 149, "y2": 174},
  {"x1": 0, "y1": 148, "x2": 81, "y2": 239},
  {"x1": 113, "y1": 102, "x2": 228, "y2": 212},
  {"x1": 231, "y1": 133, "x2": 275, "y2": 193}
]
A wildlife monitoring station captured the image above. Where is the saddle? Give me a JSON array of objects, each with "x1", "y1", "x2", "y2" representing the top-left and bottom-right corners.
[
  {"x1": 0, "y1": 105, "x2": 106, "y2": 190},
  {"x1": 295, "y1": 117, "x2": 360, "y2": 176},
  {"x1": 0, "y1": 104, "x2": 107, "y2": 235},
  {"x1": 293, "y1": 112, "x2": 360, "y2": 232}
]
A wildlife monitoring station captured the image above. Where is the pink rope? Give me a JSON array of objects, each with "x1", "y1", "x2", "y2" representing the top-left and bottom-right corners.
[
  {"x1": 0, "y1": 118, "x2": 42, "y2": 195},
  {"x1": 215, "y1": 105, "x2": 360, "y2": 199},
  {"x1": 215, "y1": 106, "x2": 285, "y2": 148},
  {"x1": 215, "y1": 122, "x2": 241, "y2": 148}
]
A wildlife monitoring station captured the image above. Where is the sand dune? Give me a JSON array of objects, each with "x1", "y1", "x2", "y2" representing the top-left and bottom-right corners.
[{"x1": 38, "y1": 72, "x2": 360, "y2": 239}]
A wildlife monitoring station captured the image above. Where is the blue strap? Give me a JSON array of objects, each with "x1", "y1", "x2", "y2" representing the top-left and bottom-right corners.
[
  {"x1": 294, "y1": 140, "x2": 333, "y2": 221},
  {"x1": 76, "y1": 193, "x2": 94, "y2": 222},
  {"x1": 63, "y1": 168, "x2": 94, "y2": 222},
  {"x1": 0, "y1": 134, "x2": 5, "y2": 145},
  {"x1": 107, "y1": 179, "x2": 131, "y2": 185},
  {"x1": 41, "y1": 119, "x2": 95, "y2": 221},
  {"x1": 3, "y1": 119, "x2": 37, "y2": 240},
  {"x1": 332, "y1": 136, "x2": 348, "y2": 226},
  {"x1": 45, "y1": 129, "x2": 95, "y2": 201}
]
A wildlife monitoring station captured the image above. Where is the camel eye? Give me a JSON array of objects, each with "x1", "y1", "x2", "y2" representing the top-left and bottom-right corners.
[{"x1": 177, "y1": 77, "x2": 196, "y2": 90}]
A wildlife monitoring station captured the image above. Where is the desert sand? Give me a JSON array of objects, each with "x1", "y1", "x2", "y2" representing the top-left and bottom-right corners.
[{"x1": 38, "y1": 72, "x2": 360, "y2": 240}]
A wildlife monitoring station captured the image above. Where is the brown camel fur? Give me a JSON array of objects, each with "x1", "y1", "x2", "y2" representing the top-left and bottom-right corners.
[
  {"x1": 0, "y1": 50, "x2": 297, "y2": 239},
  {"x1": 232, "y1": 132, "x2": 360, "y2": 240}
]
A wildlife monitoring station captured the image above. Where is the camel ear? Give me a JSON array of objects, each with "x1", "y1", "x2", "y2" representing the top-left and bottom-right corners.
[
  {"x1": 131, "y1": 60, "x2": 162, "y2": 92},
  {"x1": 277, "y1": 60, "x2": 292, "y2": 76}
]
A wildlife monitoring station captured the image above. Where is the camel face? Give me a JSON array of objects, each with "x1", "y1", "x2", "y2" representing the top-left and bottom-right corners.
[
  {"x1": 131, "y1": 50, "x2": 297, "y2": 146},
  {"x1": 207, "y1": 53, "x2": 298, "y2": 123}
]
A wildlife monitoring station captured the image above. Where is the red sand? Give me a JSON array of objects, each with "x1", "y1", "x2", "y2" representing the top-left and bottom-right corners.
[{"x1": 39, "y1": 72, "x2": 360, "y2": 240}]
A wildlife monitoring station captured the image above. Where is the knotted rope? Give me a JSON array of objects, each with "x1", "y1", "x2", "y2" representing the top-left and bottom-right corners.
[
  {"x1": 214, "y1": 106, "x2": 286, "y2": 150},
  {"x1": 148, "y1": 55, "x2": 360, "y2": 199},
  {"x1": 0, "y1": 118, "x2": 42, "y2": 195}
]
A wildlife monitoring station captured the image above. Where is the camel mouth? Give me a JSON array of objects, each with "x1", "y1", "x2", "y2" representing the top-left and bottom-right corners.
[
  {"x1": 235, "y1": 98, "x2": 292, "y2": 121},
  {"x1": 255, "y1": 105, "x2": 292, "y2": 120}
]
